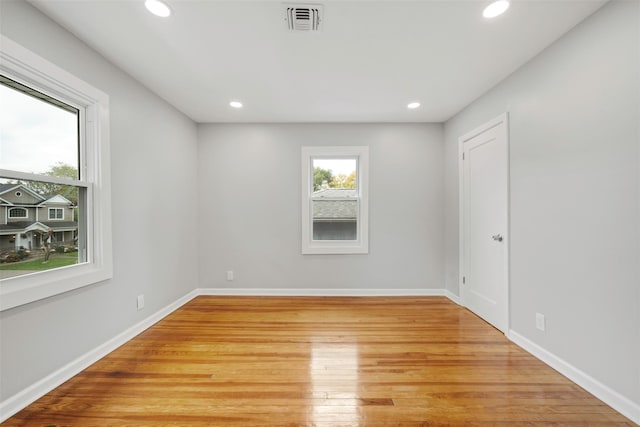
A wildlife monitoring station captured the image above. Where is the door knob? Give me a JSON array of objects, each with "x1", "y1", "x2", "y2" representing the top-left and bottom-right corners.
[{"x1": 492, "y1": 234, "x2": 503, "y2": 242}]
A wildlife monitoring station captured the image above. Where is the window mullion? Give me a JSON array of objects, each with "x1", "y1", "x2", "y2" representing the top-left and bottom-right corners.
[{"x1": 0, "y1": 169, "x2": 89, "y2": 188}]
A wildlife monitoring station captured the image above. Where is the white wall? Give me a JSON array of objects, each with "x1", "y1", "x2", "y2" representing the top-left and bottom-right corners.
[
  {"x1": 198, "y1": 123, "x2": 444, "y2": 291},
  {"x1": 0, "y1": 1, "x2": 199, "y2": 400},
  {"x1": 444, "y1": 0, "x2": 639, "y2": 405}
]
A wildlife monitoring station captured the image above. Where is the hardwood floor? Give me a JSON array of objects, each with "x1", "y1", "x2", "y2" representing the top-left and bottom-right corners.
[{"x1": 3, "y1": 296, "x2": 635, "y2": 426}]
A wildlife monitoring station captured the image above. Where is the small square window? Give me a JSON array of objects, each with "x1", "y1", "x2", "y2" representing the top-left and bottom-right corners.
[{"x1": 48, "y1": 207, "x2": 65, "y2": 220}]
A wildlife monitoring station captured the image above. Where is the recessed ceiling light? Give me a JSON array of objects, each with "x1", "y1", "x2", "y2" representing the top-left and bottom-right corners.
[
  {"x1": 407, "y1": 102, "x2": 421, "y2": 109},
  {"x1": 483, "y1": 0, "x2": 510, "y2": 18},
  {"x1": 229, "y1": 101, "x2": 243, "y2": 109},
  {"x1": 145, "y1": 0, "x2": 171, "y2": 17}
]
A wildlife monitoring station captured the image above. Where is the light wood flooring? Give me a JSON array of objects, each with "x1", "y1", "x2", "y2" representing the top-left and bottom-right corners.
[{"x1": 3, "y1": 296, "x2": 636, "y2": 426}]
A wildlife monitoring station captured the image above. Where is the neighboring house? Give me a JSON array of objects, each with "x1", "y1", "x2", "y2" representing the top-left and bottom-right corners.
[
  {"x1": 312, "y1": 188, "x2": 357, "y2": 240},
  {"x1": 0, "y1": 183, "x2": 77, "y2": 252}
]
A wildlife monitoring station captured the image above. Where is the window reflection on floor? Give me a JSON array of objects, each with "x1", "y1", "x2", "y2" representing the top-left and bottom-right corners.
[{"x1": 311, "y1": 342, "x2": 360, "y2": 426}]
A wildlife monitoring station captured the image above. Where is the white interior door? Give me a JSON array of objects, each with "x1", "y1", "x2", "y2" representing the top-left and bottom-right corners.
[{"x1": 460, "y1": 114, "x2": 509, "y2": 332}]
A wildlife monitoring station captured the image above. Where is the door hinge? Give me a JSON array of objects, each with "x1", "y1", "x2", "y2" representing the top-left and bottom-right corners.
[
  {"x1": 462, "y1": 276, "x2": 466, "y2": 284},
  {"x1": 462, "y1": 152, "x2": 465, "y2": 160}
]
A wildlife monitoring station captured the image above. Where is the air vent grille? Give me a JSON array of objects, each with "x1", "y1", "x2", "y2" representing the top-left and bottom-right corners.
[{"x1": 285, "y1": 4, "x2": 322, "y2": 32}]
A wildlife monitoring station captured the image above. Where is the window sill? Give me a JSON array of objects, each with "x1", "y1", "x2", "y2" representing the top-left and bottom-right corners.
[
  {"x1": 302, "y1": 243, "x2": 369, "y2": 255},
  {"x1": 0, "y1": 261, "x2": 112, "y2": 311}
]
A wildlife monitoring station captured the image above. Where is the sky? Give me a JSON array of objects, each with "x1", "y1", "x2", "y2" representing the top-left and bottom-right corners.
[
  {"x1": 0, "y1": 83, "x2": 78, "y2": 175},
  {"x1": 313, "y1": 158, "x2": 357, "y2": 176}
]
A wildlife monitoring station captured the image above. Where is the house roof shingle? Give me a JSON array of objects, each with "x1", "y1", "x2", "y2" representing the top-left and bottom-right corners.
[
  {"x1": 0, "y1": 221, "x2": 77, "y2": 232},
  {"x1": 0, "y1": 221, "x2": 33, "y2": 231},
  {"x1": 0, "y1": 183, "x2": 47, "y2": 204},
  {"x1": 312, "y1": 188, "x2": 357, "y2": 220},
  {"x1": 313, "y1": 200, "x2": 357, "y2": 220},
  {"x1": 313, "y1": 188, "x2": 357, "y2": 198},
  {"x1": 0, "y1": 183, "x2": 16, "y2": 193}
]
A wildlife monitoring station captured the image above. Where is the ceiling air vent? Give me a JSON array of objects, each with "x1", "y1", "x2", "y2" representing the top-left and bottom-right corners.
[{"x1": 285, "y1": 4, "x2": 323, "y2": 32}]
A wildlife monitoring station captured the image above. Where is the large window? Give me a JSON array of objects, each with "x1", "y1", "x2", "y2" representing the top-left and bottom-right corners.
[
  {"x1": 301, "y1": 146, "x2": 369, "y2": 254},
  {"x1": 0, "y1": 35, "x2": 112, "y2": 311},
  {"x1": 8, "y1": 208, "x2": 27, "y2": 218}
]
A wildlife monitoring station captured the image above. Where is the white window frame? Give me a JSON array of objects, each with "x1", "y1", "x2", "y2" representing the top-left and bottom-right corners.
[
  {"x1": 301, "y1": 146, "x2": 369, "y2": 254},
  {"x1": 48, "y1": 207, "x2": 64, "y2": 220},
  {"x1": 8, "y1": 207, "x2": 27, "y2": 219},
  {"x1": 0, "y1": 35, "x2": 112, "y2": 311}
]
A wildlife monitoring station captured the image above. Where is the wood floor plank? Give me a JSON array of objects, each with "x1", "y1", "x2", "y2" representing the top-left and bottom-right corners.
[{"x1": 2, "y1": 296, "x2": 636, "y2": 426}]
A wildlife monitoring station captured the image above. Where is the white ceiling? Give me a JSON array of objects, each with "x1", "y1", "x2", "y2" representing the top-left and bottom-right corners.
[{"x1": 30, "y1": 0, "x2": 606, "y2": 123}]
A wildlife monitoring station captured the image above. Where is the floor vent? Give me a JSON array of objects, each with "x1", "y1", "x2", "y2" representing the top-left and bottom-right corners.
[{"x1": 285, "y1": 4, "x2": 323, "y2": 32}]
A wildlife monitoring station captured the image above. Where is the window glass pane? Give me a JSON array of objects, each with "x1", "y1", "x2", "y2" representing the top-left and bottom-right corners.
[
  {"x1": 0, "y1": 76, "x2": 79, "y2": 177},
  {"x1": 312, "y1": 199, "x2": 358, "y2": 241},
  {"x1": 0, "y1": 178, "x2": 83, "y2": 279},
  {"x1": 312, "y1": 158, "x2": 357, "y2": 191},
  {"x1": 311, "y1": 157, "x2": 358, "y2": 241}
]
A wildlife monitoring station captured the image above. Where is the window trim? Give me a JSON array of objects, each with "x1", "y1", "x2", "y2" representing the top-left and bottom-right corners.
[
  {"x1": 301, "y1": 146, "x2": 369, "y2": 255},
  {"x1": 0, "y1": 35, "x2": 112, "y2": 311}
]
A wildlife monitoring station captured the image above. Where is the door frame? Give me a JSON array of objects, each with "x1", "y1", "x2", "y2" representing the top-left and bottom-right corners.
[{"x1": 458, "y1": 112, "x2": 510, "y2": 333}]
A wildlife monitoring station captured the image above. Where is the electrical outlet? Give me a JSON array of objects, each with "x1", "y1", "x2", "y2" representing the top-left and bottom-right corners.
[
  {"x1": 137, "y1": 294, "x2": 145, "y2": 311},
  {"x1": 226, "y1": 270, "x2": 234, "y2": 281},
  {"x1": 536, "y1": 313, "x2": 545, "y2": 331}
]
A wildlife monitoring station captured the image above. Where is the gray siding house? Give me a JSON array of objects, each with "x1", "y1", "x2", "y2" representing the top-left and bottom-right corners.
[{"x1": 0, "y1": 183, "x2": 77, "y2": 252}]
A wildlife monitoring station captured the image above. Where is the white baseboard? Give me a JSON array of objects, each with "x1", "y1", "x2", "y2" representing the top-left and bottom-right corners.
[
  {"x1": 0, "y1": 289, "x2": 200, "y2": 423},
  {"x1": 445, "y1": 289, "x2": 461, "y2": 305},
  {"x1": 508, "y1": 330, "x2": 640, "y2": 425},
  {"x1": 197, "y1": 287, "x2": 448, "y2": 297}
]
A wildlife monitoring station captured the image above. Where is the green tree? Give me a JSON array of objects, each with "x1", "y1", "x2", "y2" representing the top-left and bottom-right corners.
[
  {"x1": 313, "y1": 167, "x2": 333, "y2": 191},
  {"x1": 330, "y1": 171, "x2": 356, "y2": 189},
  {"x1": 22, "y1": 162, "x2": 79, "y2": 204}
]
